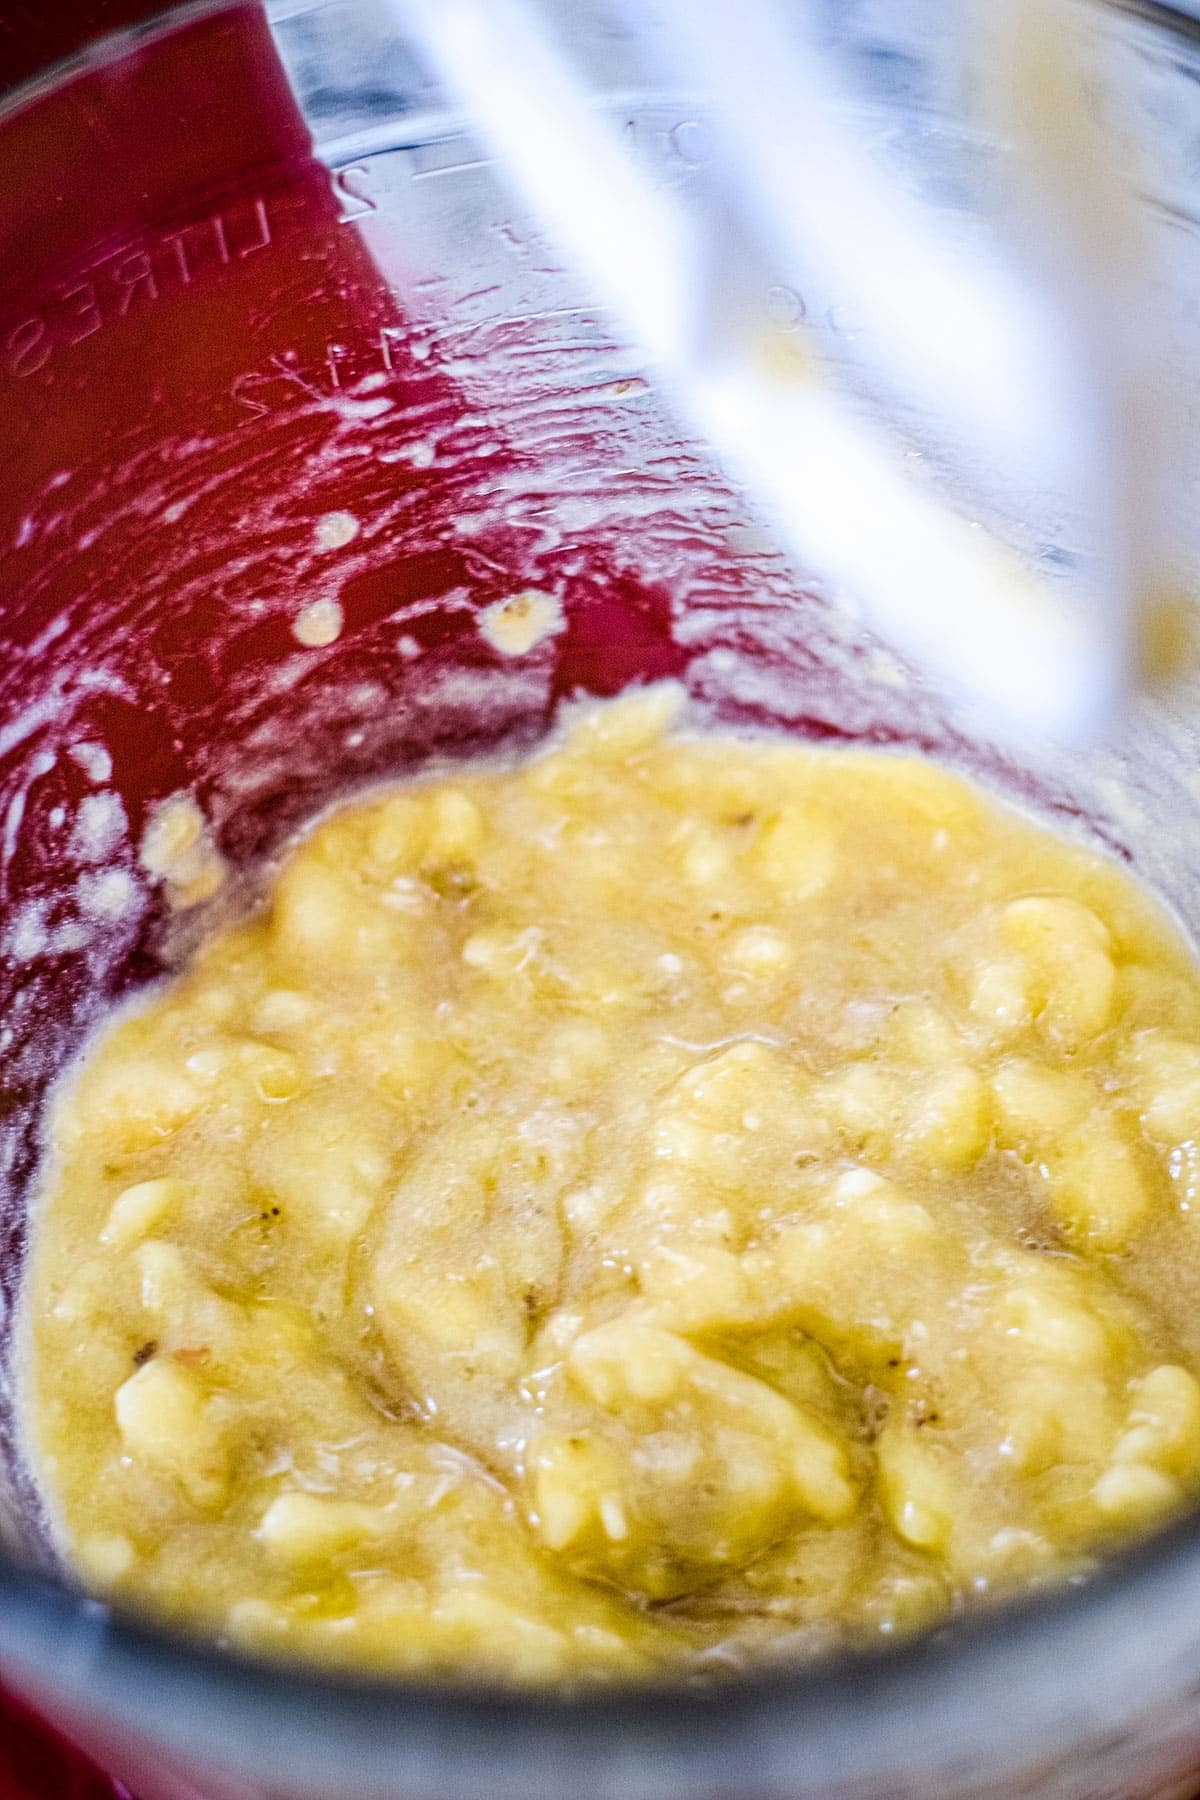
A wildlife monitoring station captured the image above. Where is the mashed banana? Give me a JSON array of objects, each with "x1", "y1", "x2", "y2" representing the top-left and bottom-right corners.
[{"x1": 24, "y1": 688, "x2": 1200, "y2": 1680}]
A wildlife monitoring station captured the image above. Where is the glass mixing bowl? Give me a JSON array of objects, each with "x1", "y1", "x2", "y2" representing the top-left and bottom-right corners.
[{"x1": 6, "y1": 2, "x2": 1200, "y2": 1794}]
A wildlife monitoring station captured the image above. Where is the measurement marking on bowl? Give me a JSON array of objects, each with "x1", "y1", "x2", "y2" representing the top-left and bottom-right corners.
[
  {"x1": 229, "y1": 302, "x2": 614, "y2": 424},
  {"x1": 331, "y1": 165, "x2": 378, "y2": 223},
  {"x1": 2, "y1": 194, "x2": 277, "y2": 384},
  {"x1": 407, "y1": 144, "x2": 492, "y2": 182}
]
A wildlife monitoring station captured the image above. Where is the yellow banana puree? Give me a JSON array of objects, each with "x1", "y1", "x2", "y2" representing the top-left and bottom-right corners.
[{"x1": 24, "y1": 688, "x2": 1200, "y2": 1681}]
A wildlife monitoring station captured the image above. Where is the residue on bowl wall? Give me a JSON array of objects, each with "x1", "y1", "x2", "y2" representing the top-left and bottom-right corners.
[
  {"x1": 140, "y1": 794, "x2": 226, "y2": 911},
  {"x1": 77, "y1": 868, "x2": 139, "y2": 924},
  {"x1": 70, "y1": 792, "x2": 127, "y2": 866},
  {"x1": 66, "y1": 742, "x2": 113, "y2": 784},
  {"x1": 291, "y1": 597, "x2": 345, "y2": 648},
  {"x1": 478, "y1": 590, "x2": 566, "y2": 658},
  {"x1": 313, "y1": 510, "x2": 360, "y2": 552}
]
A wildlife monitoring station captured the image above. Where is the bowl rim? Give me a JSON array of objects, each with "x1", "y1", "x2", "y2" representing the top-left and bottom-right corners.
[{"x1": 7, "y1": 0, "x2": 1200, "y2": 1787}]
